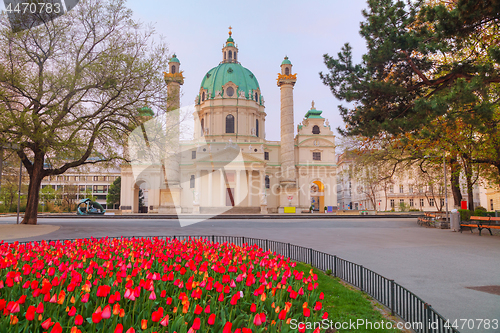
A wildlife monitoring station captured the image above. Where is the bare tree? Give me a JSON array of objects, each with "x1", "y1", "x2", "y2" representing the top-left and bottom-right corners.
[{"x1": 0, "y1": 0, "x2": 170, "y2": 224}]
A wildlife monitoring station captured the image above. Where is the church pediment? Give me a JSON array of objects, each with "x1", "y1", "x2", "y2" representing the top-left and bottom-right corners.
[{"x1": 194, "y1": 146, "x2": 265, "y2": 164}]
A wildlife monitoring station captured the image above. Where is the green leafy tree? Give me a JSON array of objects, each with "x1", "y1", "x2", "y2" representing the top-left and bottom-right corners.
[
  {"x1": 0, "y1": 0, "x2": 170, "y2": 224},
  {"x1": 106, "y1": 177, "x2": 121, "y2": 209},
  {"x1": 138, "y1": 189, "x2": 145, "y2": 209},
  {"x1": 40, "y1": 186, "x2": 56, "y2": 206}
]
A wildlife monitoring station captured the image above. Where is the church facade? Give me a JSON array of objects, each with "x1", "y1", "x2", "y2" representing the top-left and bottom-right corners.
[{"x1": 120, "y1": 30, "x2": 337, "y2": 214}]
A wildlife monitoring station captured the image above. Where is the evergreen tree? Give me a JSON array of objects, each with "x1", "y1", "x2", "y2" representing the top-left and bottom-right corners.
[{"x1": 106, "y1": 177, "x2": 121, "y2": 208}]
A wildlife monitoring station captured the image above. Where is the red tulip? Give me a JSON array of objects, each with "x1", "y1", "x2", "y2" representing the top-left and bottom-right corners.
[
  {"x1": 114, "y1": 324, "x2": 123, "y2": 333},
  {"x1": 36, "y1": 302, "x2": 44, "y2": 314},
  {"x1": 192, "y1": 317, "x2": 201, "y2": 330},
  {"x1": 250, "y1": 303, "x2": 256, "y2": 313},
  {"x1": 102, "y1": 305, "x2": 111, "y2": 319},
  {"x1": 92, "y1": 307, "x2": 102, "y2": 323},
  {"x1": 81, "y1": 293, "x2": 89, "y2": 303},
  {"x1": 303, "y1": 308, "x2": 311, "y2": 317},
  {"x1": 322, "y1": 312, "x2": 328, "y2": 319},
  {"x1": 68, "y1": 306, "x2": 77, "y2": 317},
  {"x1": 160, "y1": 314, "x2": 169, "y2": 327},
  {"x1": 25, "y1": 305, "x2": 36, "y2": 321},
  {"x1": 50, "y1": 322, "x2": 62, "y2": 333},
  {"x1": 278, "y1": 309, "x2": 287, "y2": 320},
  {"x1": 319, "y1": 292, "x2": 324, "y2": 300},
  {"x1": 41, "y1": 318, "x2": 54, "y2": 330},
  {"x1": 253, "y1": 314, "x2": 262, "y2": 326},
  {"x1": 208, "y1": 313, "x2": 216, "y2": 325},
  {"x1": 125, "y1": 328, "x2": 135, "y2": 333},
  {"x1": 74, "y1": 315, "x2": 83, "y2": 325},
  {"x1": 223, "y1": 322, "x2": 232, "y2": 333}
]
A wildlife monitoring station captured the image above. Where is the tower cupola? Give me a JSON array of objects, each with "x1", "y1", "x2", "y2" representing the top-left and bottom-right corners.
[{"x1": 222, "y1": 26, "x2": 239, "y2": 64}]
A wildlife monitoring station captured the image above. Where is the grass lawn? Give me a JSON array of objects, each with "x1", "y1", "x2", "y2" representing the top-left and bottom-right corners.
[{"x1": 293, "y1": 262, "x2": 404, "y2": 333}]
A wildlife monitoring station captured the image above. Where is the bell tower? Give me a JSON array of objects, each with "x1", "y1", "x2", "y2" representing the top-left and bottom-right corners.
[
  {"x1": 160, "y1": 54, "x2": 185, "y2": 214},
  {"x1": 277, "y1": 56, "x2": 298, "y2": 209}
]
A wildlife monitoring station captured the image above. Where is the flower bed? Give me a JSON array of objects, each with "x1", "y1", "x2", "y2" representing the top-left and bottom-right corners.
[{"x1": 0, "y1": 237, "x2": 327, "y2": 333}]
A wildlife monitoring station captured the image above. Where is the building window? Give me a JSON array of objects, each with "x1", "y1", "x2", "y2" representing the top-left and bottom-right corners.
[
  {"x1": 264, "y1": 151, "x2": 269, "y2": 160},
  {"x1": 202, "y1": 92, "x2": 205, "y2": 101},
  {"x1": 234, "y1": 52, "x2": 237, "y2": 61},
  {"x1": 400, "y1": 199, "x2": 404, "y2": 205},
  {"x1": 420, "y1": 198, "x2": 424, "y2": 207},
  {"x1": 190, "y1": 175, "x2": 195, "y2": 188},
  {"x1": 226, "y1": 86, "x2": 234, "y2": 97},
  {"x1": 429, "y1": 198, "x2": 435, "y2": 206},
  {"x1": 201, "y1": 118, "x2": 204, "y2": 136},
  {"x1": 491, "y1": 199, "x2": 494, "y2": 211},
  {"x1": 419, "y1": 186, "x2": 423, "y2": 193},
  {"x1": 389, "y1": 185, "x2": 394, "y2": 193},
  {"x1": 409, "y1": 185, "x2": 413, "y2": 193},
  {"x1": 399, "y1": 185, "x2": 404, "y2": 193},
  {"x1": 265, "y1": 175, "x2": 270, "y2": 189},
  {"x1": 312, "y1": 125, "x2": 320, "y2": 134},
  {"x1": 390, "y1": 199, "x2": 395, "y2": 208},
  {"x1": 79, "y1": 185, "x2": 85, "y2": 192},
  {"x1": 255, "y1": 92, "x2": 258, "y2": 102},
  {"x1": 285, "y1": 67, "x2": 290, "y2": 75},
  {"x1": 93, "y1": 176, "x2": 98, "y2": 181},
  {"x1": 409, "y1": 198, "x2": 414, "y2": 207},
  {"x1": 225, "y1": 114, "x2": 235, "y2": 133},
  {"x1": 192, "y1": 151, "x2": 196, "y2": 159},
  {"x1": 171, "y1": 65, "x2": 176, "y2": 74},
  {"x1": 93, "y1": 185, "x2": 107, "y2": 193},
  {"x1": 440, "y1": 198, "x2": 445, "y2": 207},
  {"x1": 256, "y1": 119, "x2": 259, "y2": 137},
  {"x1": 312, "y1": 152, "x2": 321, "y2": 161},
  {"x1": 224, "y1": 52, "x2": 226, "y2": 60},
  {"x1": 228, "y1": 50, "x2": 232, "y2": 59}
]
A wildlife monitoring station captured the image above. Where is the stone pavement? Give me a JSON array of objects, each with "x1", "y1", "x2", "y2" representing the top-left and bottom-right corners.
[{"x1": 0, "y1": 216, "x2": 499, "y2": 333}]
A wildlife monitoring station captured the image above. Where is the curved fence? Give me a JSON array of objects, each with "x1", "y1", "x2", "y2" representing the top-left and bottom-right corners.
[{"x1": 11, "y1": 235, "x2": 459, "y2": 333}]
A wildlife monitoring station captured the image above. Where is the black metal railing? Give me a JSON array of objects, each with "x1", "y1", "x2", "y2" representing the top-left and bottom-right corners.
[{"x1": 7, "y1": 235, "x2": 459, "y2": 333}]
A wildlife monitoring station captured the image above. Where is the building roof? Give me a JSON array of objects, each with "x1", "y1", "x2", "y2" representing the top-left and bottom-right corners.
[
  {"x1": 281, "y1": 56, "x2": 292, "y2": 65},
  {"x1": 200, "y1": 63, "x2": 260, "y2": 99},
  {"x1": 169, "y1": 54, "x2": 180, "y2": 63},
  {"x1": 138, "y1": 107, "x2": 154, "y2": 117},
  {"x1": 304, "y1": 107, "x2": 323, "y2": 119}
]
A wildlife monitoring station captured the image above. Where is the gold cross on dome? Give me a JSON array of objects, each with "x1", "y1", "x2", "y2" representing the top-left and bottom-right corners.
[
  {"x1": 228, "y1": 26, "x2": 232, "y2": 36},
  {"x1": 312, "y1": 100, "x2": 315, "y2": 109}
]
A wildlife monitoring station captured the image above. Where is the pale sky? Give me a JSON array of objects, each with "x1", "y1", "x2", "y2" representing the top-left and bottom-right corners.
[
  {"x1": 3, "y1": 0, "x2": 369, "y2": 141},
  {"x1": 126, "y1": 0, "x2": 369, "y2": 141}
]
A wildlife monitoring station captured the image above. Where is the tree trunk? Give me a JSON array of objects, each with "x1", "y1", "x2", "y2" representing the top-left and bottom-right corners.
[
  {"x1": 450, "y1": 158, "x2": 462, "y2": 208},
  {"x1": 21, "y1": 163, "x2": 44, "y2": 225},
  {"x1": 465, "y1": 172, "x2": 474, "y2": 211}
]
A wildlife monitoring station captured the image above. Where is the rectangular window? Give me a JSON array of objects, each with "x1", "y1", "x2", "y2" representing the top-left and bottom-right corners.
[
  {"x1": 94, "y1": 185, "x2": 106, "y2": 193},
  {"x1": 400, "y1": 199, "x2": 404, "y2": 204},
  {"x1": 389, "y1": 185, "x2": 394, "y2": 193},
  {"x1": 399, "y1": 185, "x2": 404, "y2": 193},
  {"x1": 430, "y1": 198, "x2": 435, "y2": 206},
  {"x1": 93, "y1": 176, "x2": 98, "y2": 181},
  {"x1": 390, "y1": 199, "x2": 395, "y2": 208},
  {"x1": 86, "y1": 185, "x2": 93, "y2": 192},
  {"x1": 420, "y1": 198, "x2": 424, "y2": 207},
  {"x1": 79, "y1": 185, "x2": 85, "y2": 192},
  {"x1": 409, "y1": 185, "x2": 413, "y2": 194},
  {"x1": 190, "y1": 175, "x2": 195, "y2": 188},
  {"x1": 192, "y1": 151, "x2": 196, "y2": 159},
  {"x1": 491, "y1": 199, "x2": 494, "y2": 211},
  {"x1": 440, "y1": 198, "x2": 445, "y2": 207},
  {"x1": 419, "y1": 186, "x2": 423, "y2": 193},
  {"x1": 56, "y1": 185, "x2": 63, "y2": 191},
  {"x1": 264, "y1": 152, "x2": 269, "y2": 160},
  {"x1": 312, "y1": 152, "x2": 321, "y2": 161},
  {"x1": 410, "y1": 198, "x2": 414, "y2": 207}
]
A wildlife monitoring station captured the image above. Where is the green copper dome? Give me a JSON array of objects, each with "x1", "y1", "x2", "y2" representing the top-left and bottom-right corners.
[
  {"x1": 138, "y1": 106, "x2": 154, "y2": 117},
  {"x1": 169, "y1": 54, "x2": 180, "y2": 63},
  {"x1": 200, "y1": 63, "x2": 260, "y2": 100},
  {"x1": 281, "y1": 56, "x2": 291, "y2": 65}
]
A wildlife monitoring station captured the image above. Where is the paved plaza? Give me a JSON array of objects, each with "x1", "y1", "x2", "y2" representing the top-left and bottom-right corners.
[{"x1": 1, "y1": 216, "x2": 499, "y2": 333}]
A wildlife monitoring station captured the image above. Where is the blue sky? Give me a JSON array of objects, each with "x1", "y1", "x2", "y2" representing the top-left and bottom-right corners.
[{"x1": 125, "y1": 0, "x2": 370, "y2": 141}]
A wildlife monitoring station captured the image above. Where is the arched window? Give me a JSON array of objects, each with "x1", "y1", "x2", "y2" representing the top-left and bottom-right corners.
[
  {"x1": 226, "y1": 86, "x2": 234, "y2": 97},
  {"x1": 234, "y1": 52, "x2": 237, "y2": 61},
  {"x1": 226, "y1": 114, "x2": 235, "y2": 133},
  {"x1": 201, "y1": 118, "x2": 204, "y2": 136},
  {"x1": 171, "y1": 65, "x2": 176, "y2": 74},
  {"x1": 312, "y1": 125, "x2": 320, "y2": 134},
  {"x1": 255, "y1": 92, "x2": 258, "y2": 102},
  {"x1": 255, "y1": 119, "x2": 259, "y2": 137},
  {"x1": 285, "y1": 67, "x2": 289, "y2": 75},
  {"x1": 228, "y1": 50, "x2": 232, "y2": 60},
  {"x1": 202, "y1": 91, "x2": 205, "y2": 101},
  {"x1": 265, "y1": 175, "x2": 270, "y2": 189},
  {"x1": 224, "y1": 52, "x2": 226, "y2": 60}
]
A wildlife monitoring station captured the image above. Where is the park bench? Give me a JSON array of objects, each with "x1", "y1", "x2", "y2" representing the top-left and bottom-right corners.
[
  {"x1": 460, "y1": 216, "x2": 500, "y2": 236},
  {"x1": 417, "y1": 212, "x2": 446, "y2": 227}
]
